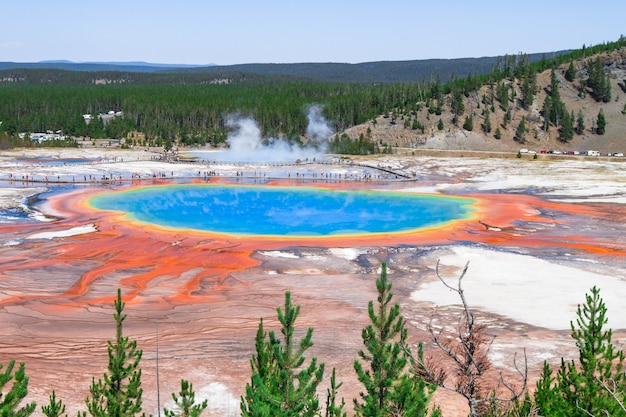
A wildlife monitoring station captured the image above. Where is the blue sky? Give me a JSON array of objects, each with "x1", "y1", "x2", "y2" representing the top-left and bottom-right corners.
[{"x1": 2, "y1": 1, "x2": 624, "y2": 65}]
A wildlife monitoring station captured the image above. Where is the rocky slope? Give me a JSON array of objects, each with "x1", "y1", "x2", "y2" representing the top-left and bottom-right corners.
[{"x1": 343, "y1": 48, "x2": 626, "y2": 156}]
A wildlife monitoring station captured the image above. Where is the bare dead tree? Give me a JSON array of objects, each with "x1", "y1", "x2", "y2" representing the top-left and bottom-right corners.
[{"x1": 403, "y1": 260, "x2": 528, "y2": 417}]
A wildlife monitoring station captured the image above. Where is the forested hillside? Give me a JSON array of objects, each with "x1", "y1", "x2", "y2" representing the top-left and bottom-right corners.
[
  {"x1": 0, "y1": 37, "x2": 624, "y2": 154},
  {"x1": 0, "y1": 51, "x2": 567, "y2": 84},
  {"x1": 164, "y1": 52, "x2": 563, "y2": 83},
  {"x1": 341, "y1": 39, "x2": 626, "y2": 155},
  {"x1": 0, "y1": 82, "x2": 416, "y2": 147}
]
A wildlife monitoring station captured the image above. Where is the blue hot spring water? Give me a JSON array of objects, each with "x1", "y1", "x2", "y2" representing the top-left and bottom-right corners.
[{"x1": 88, "y1": 184, "x2": 476, "y2": 237}]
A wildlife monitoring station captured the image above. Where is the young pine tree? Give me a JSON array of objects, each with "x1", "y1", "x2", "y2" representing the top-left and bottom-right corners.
[
  {"x1": 515, "y1": 116, "x2": 527, "y2": 143},
  {"x1": 558, "y1": 111, "x2": 574, "y2": 142},
  {"x1": 463, "y1": 115, "x2": 474, "y2": 131},
  {"x1": 568, "y1": 286, "x2": 624, "y2": 415},
  {"x1": 240, "y1": 318, "x2": 276, "y2": 417},
  {"x1": 519, "y1": 70, "x2": 536, "y2": 109},
  {"x1": 532, "y1": 361, "x2": 568, "y2": 416},
  {"x1": 324, "y1": 368, "x2": 347, "y2": 417},
  {"x1": 240, "y1": 291, "x2": 325, "y2": 417},
  {"x1": 42, "y1": 391, "x2": 67, "y2": 417},
  {"x1": 164, "y1": 380, "x2": 207, "y2": 417},
  {"x1": 535, "y1": 286, "x2": 625, "y2": 416},
  {"x1": 82, "y1": 289, "x2": 146, "y2": 417},
  {"x1": 545, "y1": 68, "x2": 566, "y2": 128},
  {"x1": 353, "y1": 262, "x2": 437, "y2": 417},
  {"x1": 482, "y1": 111, "x2": 492, "y2": 133},
  {"x1": 596, "y1": 109, "x2": 607, "y2": 135},
  {"x1": 575, "y1": 110, "x2": 585, "y2": 135},
  {"x1": 0, "y1": 360, "x2": 36, "y2": 417}
]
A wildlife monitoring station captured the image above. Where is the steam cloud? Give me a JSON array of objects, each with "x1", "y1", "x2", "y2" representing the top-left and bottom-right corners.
[
  {"x1": 306, "y1": 105, "x2": 334, "y2": 148},
  {"x1": 219, "y1": 105, "x2": 333, "y2": 162}
]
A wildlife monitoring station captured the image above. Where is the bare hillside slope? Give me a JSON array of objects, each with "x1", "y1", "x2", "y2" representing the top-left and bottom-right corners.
[{"x1": 343, "y1": 48, "x2": 626, "y2": 156}]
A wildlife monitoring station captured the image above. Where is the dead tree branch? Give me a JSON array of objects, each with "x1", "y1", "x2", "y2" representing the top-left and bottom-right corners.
[{"x1": 403, "y1": 260, "x2": 528, "y2": 417}]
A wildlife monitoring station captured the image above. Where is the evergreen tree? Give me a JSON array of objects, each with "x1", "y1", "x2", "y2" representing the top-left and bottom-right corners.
[
  {"x1": 437, "y1": 119, "x2": 444, "y2": 131},
  {"x1": 496, "y1": 81, "x2": 509, "y2": 110},
  {"x1": 506, "y1": 392, "x2": 534, "y2": 417},
  {"x1": 450, "y1": 87, "x2": 465, "y2": 121},
  {"x1": 482, "y1": 111, "x2": 492, "y2": 133},
  {"x1": 241, "y1": 292, "x2": 324, "y2": 417},
  {"x1": 533, "y1": 361, "x2": 567, "y2": 416},
  {"x1": 0, "y1": 360, "x2": 36, "y2": 417},
  {"x1": 535, "y1": 286, "x2": 625, "y2": 416},
  {"x1": 463, "y1": 114, "x2": 473, "y2": 131},
  {"x1": 565, "y1": 60, "x2": 576, "y2": 82},
  {"x1": 503, "y1": 107, "x2": 511, "y2": 128},
  {"x1": 542, "y1": 67, "x2": 568, "y2": 130},
  {"x1": 164, "y1": 138, "x2": 173, "y2": 153},
  {"x1": 324, "y1": 368, "x2": 347, "y2": 417},
  {"x1": 519, "y1": 69, "x2": 536, "y2": 109},
  {"x1": 514, "y1": 116, "x2": 526, "y2": 143},
  {"x1": 575, "y1": 110, "x2": 585, "y2": 135},
  {"x1": 83, "y1": 289, "x2": 146, "y2": 417},
  {"x1": 559, "y1": 111, "x2": 574, "y2": 142},
  {"x1": 596, "y1": 109, "x2": 607, "y2": 134},
  {"x1": 353, "y1": 262, "x2": 436, "y2": 417},
  {"x1": 42, "y1": 391, "x2": 66, "y2": 417},
  {"x1": 568, "y1": 286, "x2": 624, "y2": 415},
  {"x1": 541, "y1": 95, "x2": 552, "y2": 131},
  {"x1": 411, "y1": 118, "x2": 424, "y2": 132},
  {"x1": 164, "y1": 380, "x2": 207, "y2": 417},
  {"x1": 587, "y1": 58, "x2": 612, "y2": 102},
  {"x1": 240, "y1": 319, "x2": 276, "y2": 417},
  {"x1": 494, "y1": 127, "x2": 502, "y2": 140}
]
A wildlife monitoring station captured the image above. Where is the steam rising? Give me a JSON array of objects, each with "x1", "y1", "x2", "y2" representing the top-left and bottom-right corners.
[
  {"x1": 220, "y1": 105, "x2": 333, "y2": 162},
  {"x1": 306, "y1": 105, "x2": 334, "y2": 148}
]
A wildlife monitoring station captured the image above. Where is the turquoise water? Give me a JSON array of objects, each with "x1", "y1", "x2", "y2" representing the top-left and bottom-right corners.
[{"x1": 89, "y1": 184, "x2": 475, "y2": 237}]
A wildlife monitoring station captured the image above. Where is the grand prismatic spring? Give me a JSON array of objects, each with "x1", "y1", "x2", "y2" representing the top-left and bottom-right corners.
[
  {"x1": 87, "y1": 184, "x2": 476, "y2": 237},
  {"x1": 0, "y1": 149, "x2": 625, "y2": 416}
]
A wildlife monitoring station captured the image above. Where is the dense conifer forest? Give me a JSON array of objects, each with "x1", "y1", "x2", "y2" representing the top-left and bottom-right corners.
[{"x1": 1, "y1": 37, "x2": 623, "y2": 154}]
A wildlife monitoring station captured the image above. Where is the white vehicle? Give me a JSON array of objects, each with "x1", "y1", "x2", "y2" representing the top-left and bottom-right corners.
[
  {"x1": 613, "y1": 153, "x2": 624, "y2": 157},
  {"x1": 586, "y1": 150, "x2": 601, "y2": 156},
  {"x1": 519, "y1": 148, "x2": 529, "y2": 153}
]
